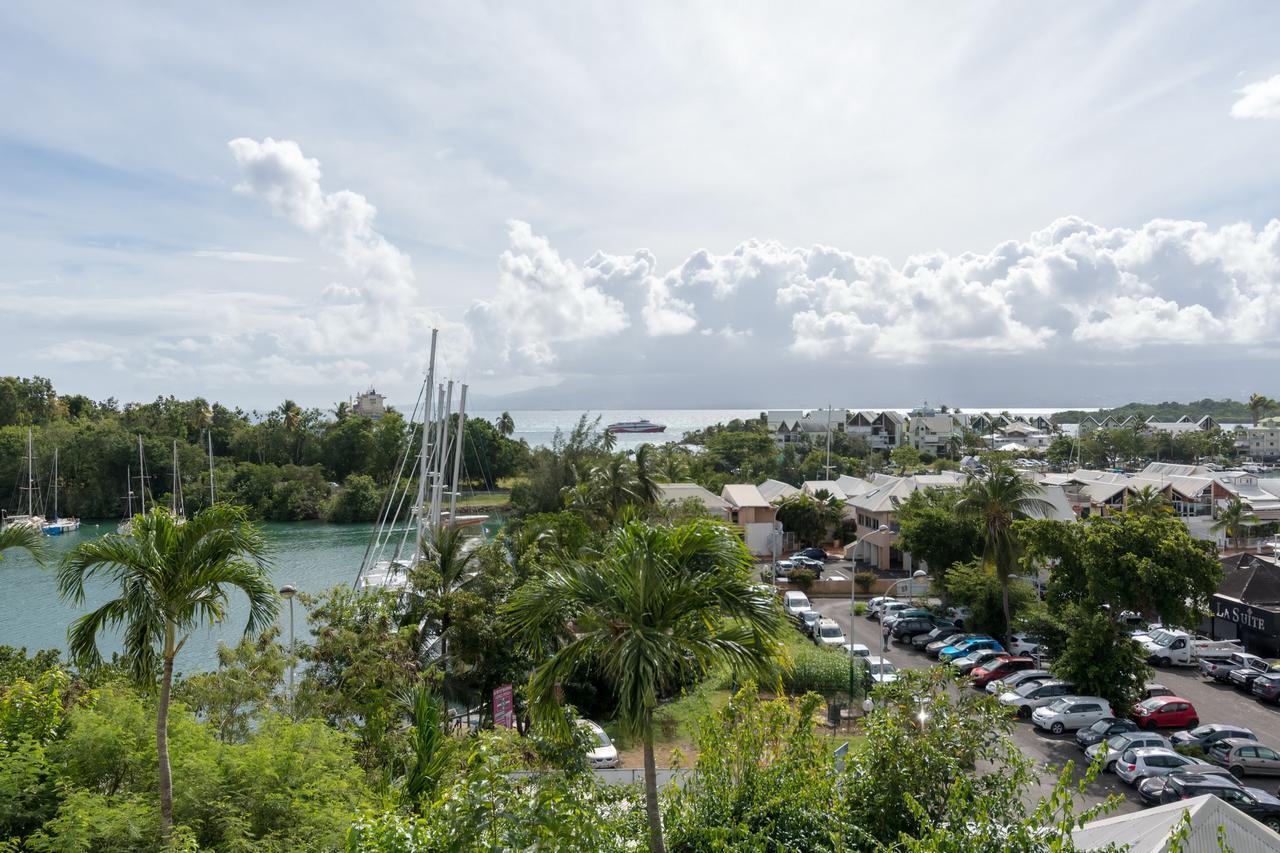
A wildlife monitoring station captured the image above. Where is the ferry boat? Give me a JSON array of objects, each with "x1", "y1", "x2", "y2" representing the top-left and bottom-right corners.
[{"x1": 606, "y1": 419, "x2": 667, "y2": 434}]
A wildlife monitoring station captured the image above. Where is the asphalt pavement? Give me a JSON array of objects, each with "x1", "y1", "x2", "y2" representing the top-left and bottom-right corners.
[{"x1": 811, "y1": 598, "x2": 1280, "y2": 815}]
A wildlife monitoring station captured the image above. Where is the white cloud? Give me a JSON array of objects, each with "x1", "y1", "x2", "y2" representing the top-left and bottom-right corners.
[
  {"x1": 191, "y1": 249, "x2": 299, "y2": 263},
  {"x1": 33, "y1": 339, "x2": 125, "y2": 366},
  {"x1": 1231, "y1": 74, "x2": 1280, "y2": 119}
]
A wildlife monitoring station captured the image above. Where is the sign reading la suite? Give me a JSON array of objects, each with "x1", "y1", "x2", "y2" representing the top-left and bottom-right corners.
[{"x1": 1212, "y1": 596, "x2": 1278, "y2": 634}]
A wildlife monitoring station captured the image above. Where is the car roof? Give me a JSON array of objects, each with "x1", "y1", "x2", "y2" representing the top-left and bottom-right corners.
[
  {"x1": 1200, "y1": 724, "x2": 1253, "y2": 733},
  {"x1": 1129, "y1": 746, "x2": 1180, "y2": 757},
  {"x1": 1168, "y1": 773, "x2": 1239, "y2": 789},
  {"x1": 784, "y1": 591, "x2": 808, "y2": 600},
  {"x1": 1057, "y1": 696, "x2": 1108, "y2": 704},
  {"x1": 865, "y1": 655, "x2": 892, "y2": 665},
  {"x1": 1216, "y1": 737, "x2": 1261, "y2": 748},
  {"x1": 1146, "y1": 694, "x2": 1190, "y2": 704},
  {"x1": 817, "y1": 618, "x2": 839, "y2": 627}
]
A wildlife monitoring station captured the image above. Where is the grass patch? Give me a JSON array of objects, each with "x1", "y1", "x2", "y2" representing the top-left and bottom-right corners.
[{"x1": 455, "y1": 490, "x2": 511, "y2": 507}]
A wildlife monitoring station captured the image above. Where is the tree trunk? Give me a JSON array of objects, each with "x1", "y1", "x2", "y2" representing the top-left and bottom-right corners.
[
  {"x1": 1000, "y1": 571, "x2": 1013, "y2": 652},
  {"x1": 642, "y1": 719, "x2": 666, "y2": 853},
  {"x1": 157, "y1": 631, "x2": 176, "y2": 843}
]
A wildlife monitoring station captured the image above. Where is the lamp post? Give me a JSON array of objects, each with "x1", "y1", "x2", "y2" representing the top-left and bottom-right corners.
[
  {"x1": 849, "y1": 524, "x2": 890, "y2": 712},
  {"x1": 887, "y1": 568, "x2": 930, "y2": 605},
  {"x1": 279, "y1": 584, "x2": 297, "y2": 717}
]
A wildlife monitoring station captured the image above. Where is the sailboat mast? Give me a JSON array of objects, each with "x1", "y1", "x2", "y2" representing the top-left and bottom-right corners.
[
  {"x1": 52, "y1": 448, "x2": 58, "y2": 520},
  {"x1": 208, "y1": 429, "x2": 216, "y2": 505},
  {"x1": 448, "y1": 384, "x2": 468, "y2": 522},
  {"x1": 137, "y1": 435, "x2": 147, "y2": 516},
  {"x1": 171, "y1": 440, "x2": 183, "y2": 516},
  {"x1": 417, "y1": 330, "x2": 438, "y2": 549},
  {"x1": 126, "y1": 465, "x2": 134, "y2": 517},
  {"x1": 433, "y1": 382, "x2": 453, "y2": 527},
  {"x1": 26, "y1": 428, "x2": 33, "y2": 518}
]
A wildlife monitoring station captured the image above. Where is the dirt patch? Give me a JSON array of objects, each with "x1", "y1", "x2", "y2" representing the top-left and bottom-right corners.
[{"x1": 617, "y1": 741, "x2": 697, "y2": 770}]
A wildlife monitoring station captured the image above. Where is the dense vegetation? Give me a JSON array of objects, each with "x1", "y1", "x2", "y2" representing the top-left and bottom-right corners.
[
  {"x1": 1051, "y1": 396, "x2": 1263, "y2": 425},
  {"x1": 0, "y1": 376, "x2": 528, "y2": 523}
]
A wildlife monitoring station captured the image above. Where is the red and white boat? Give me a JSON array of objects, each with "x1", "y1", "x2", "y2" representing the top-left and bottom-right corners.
[{"x1": 606, "y1": 419, "x2": 666, "y2": 434}]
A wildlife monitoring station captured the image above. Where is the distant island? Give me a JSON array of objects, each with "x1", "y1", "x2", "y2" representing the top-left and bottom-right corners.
[{"x1": 1051, "y1": 398, "x2": 1259, "y2": 425}]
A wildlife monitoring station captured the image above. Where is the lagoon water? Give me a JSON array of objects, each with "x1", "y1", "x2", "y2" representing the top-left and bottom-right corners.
[{"x1": 0, "y1": 522, "x2": 372, "y2": 674}]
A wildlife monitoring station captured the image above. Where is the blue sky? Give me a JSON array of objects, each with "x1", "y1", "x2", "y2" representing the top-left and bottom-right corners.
[{"x1": 3, "y1": 2, "x2": 1280, "y2": 410}]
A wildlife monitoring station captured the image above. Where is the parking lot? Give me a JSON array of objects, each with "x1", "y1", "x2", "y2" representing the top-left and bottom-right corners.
[{"x1": 812, "y1": 599, "x2": 1280, "y2": 814}]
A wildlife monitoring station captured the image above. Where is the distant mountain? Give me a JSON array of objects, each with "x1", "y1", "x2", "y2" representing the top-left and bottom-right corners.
[{"x1": 1052, "y1": 398, "x2": 1256, "y2": 424}]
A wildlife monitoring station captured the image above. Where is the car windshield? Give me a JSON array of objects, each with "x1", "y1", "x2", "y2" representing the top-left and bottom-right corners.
[
  {"x1": 1045, "y1": 698, "x2": 1071, "y2": 712},
  {"x1": 1136, "y1": 698, "x2": 1164, "y2": 711},
  {"x1": 1015, "y1": 681, "x2": 1043, "y2": 697},
  {"x1": 1107, "y1": 734, "x2": 1133, "y2": 748},
  {"x1": 870, "y1": 662, "x2": 896, "y2": 675},
  {"x1": 820, "y1": 625, "x2": 842, "y2": 639},
  {"x1": 1152, "y1": 634, "x2": 1176, "y2": 647},
  {"x1": 593, "y1": 729, "x2": 612, "y2": 747},
  {"x1": 1090, "y1": 719, "x2": 1115, "y2": 732},
  {"x1": 1187, "y1": 726, "x2": 1212, "y2": 737}
]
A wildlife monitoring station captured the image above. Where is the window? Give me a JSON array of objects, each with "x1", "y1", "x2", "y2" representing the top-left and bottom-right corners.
[{"x1": 1257, "y1": 748, "x2": 1279, "y2": 761}]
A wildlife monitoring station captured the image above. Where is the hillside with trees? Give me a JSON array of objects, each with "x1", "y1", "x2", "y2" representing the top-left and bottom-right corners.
[{"x1": 1051, "y1": 396, "x2": 1266, "y2": 425}]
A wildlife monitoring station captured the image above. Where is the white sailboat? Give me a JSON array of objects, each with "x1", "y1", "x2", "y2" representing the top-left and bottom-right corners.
[
  {"x1": 42, "y1": 448, "x2": 80, "y2": 535},
  {"x1": 355, "y1": 330, "x2": 484, "y2": 591},
  {"x1": 170, "y1": 439, "x2": 186, "y2": 521},
  {"x1": 117, "y1": 436, "x2": 149, "y2": 534},
  {"x1": 2, "y1": 429, "x2": 46, "y2": 532}
]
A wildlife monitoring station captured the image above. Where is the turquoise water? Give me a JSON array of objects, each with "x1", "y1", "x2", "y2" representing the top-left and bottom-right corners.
[{"x1": 0, "y1": 522, "x2": 373, "y2": 675}]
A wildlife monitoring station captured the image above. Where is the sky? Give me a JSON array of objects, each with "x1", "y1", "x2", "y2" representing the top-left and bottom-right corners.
[{"x1": 2, "y1": 1, "x2": 1280, "y2": 412}]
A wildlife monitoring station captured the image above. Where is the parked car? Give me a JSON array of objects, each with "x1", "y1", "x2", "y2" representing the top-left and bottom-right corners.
[
  {"x1": 790, "y1": 556, "x2": 825, "y2": 577},
  {"x1": 1032, "y1": 696, "x2": 1114, "y2": 735},
  {"x1": 1141, "y1": 683, "x2": 1174, "y2": 699},
  {"x1": 1205, "y1": 738, "x2": 1280, "y2": 777},
  {"x1": 986, "y1": 668, "x2": 1052, "y2": 696},
  {"x1": 813, "y1": 618, "x2": 846, "y2": 648},
  {"x1": 940, "y1": 637, "x2": 1003, "y2": 663},
  {"x1": 882, "y1": 608, "x2": 932, "y2": 629},
  {"x1": 1200, "y1": 651, "x2": 1262, "y2": 681},
  {"x1": 1252, "y1": 673, "x2": 1280, "y2": 704},
  {"x1": 772, "y1": 560, "x2": 796, "y2": 578},
  {"x1": 891, "y1": 617, "x2": 938, "y2": 642},
  {"x1": 796, "y1": 547, "x2": 829, "y2": 562},
  {"x1": 843, "y1": 642, "x2": 871, "y2": 658},
  {"x1": 927, "y1": 633, "x2": 980, "y2": 658},
  {"x1": 946, "y1": 606, "x2": 973, "y2": 628},
  {"x1": 1114, "y1": 746, "x2": 1208, "y2": 785},
  {"x1": 798, "y1": 609, "x2": 823, "y2": 636},
  {"x1": 782, "y1": 591, "x2": 812, "y2": 620},
  {"x1": 1130, "y1": 695, "x2": 1198, "y2": 730},
  {"x1": 1085, "y1": 731, "x2": 1170, "y2": 772},
  {"x1": 998, "y1": 680, "x2": 1078, "y2": 719},
  {"x1": 953, "y1": 650, "x2": 1009, "y2": 676},
  {"x1": 1144, "y1": 630, "x2": 1242, "y2": 668},
  {"x1": 1156, "y1": 773, "x2": 1280, "y2": 832},
  {"x1": 877, "y1": 603, "x2": 919, "y2": 625},
  {"x1": 1230, "y1": 661, "x2": 1280, "y2": 692},
  {"x1": 866, "y1": 596, "x2": 899, "y2": 618},
  {"x1": 578, "y1": 720, "x2": 620, "y2": 769},
  {"x1": 1136, "y1": 767, "x2": 1241, "y2": 807},
  {"x1": 1170, "y1": 724, "x2": 1256, "y2": 751},
  {"x1": 1075, "y1": 717, "x2": 1140, "y2": 750},
  {"x1": 865, "y1": 656, "x2": 898, "y2": 685},
  {"x1": 1007, "y1": 633, "x2": 1044, "y2": 656},
  {"x1": 971, "y1": 657, "x2": 1036, "y2": 689},
  {"x1": 913, "y1": 625, "x2": 963, "y2": 651}
]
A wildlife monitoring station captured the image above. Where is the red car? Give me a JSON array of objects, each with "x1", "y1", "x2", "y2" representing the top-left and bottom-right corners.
[
  {"x1": 1130, "y1": 695, "x2": 1199, "y2": 730},
  {"x1": 971, "y1": 656, "x2": 1035, "y2": 688}
]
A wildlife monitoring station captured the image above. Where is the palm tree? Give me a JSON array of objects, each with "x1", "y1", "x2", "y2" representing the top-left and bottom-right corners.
[
  {"x1": 0, "y1": 524, "x2": 45, "y2": 565},
  {"x1": 657, "y1": 445, "x2": 688, "y2": 482},
  {"x1": 497, "y1": 411, "x2": 515, "y2": 437},
  {"x1": 1249, "y1": 393, "x2": 1277, "y2": 427},
  {"x1": 633, "y1": 444, "x2": 660, "y2": 504},
  {"x1": 1212, "y1": 497, "x2": 1259, "y2": 551},
  {"x1": 404, "y1": 522, "x2": 481, "y2": 663},
  {"x1": 57, "y1": 506, "x2": 278, "y2": 840},
  {"x1": 601, "y1": 428, "x2": 617, "y2": 452},
  {"x1": 955, "y1": 465, "x2": 1053, "y2": 649},
  {"x1": 505, "y1": 519, "x2": 784, "y2": 853},
  {"x1": 1127, "y1": 485, "x2": 1172, "y2": 517}
]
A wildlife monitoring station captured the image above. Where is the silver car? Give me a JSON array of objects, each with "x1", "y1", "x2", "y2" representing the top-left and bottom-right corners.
[
  {"x1": 986, "y1": 668, "x2": 1051, "y2": 695},
  {"x1": 1114, "y1": 746, "x2": 1207, "y2": 785},
  {"x1": 1085, "y1": 731, "x2": 1170, "y2": 772}
]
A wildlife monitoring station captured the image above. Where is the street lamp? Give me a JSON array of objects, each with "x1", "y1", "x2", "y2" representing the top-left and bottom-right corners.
[
  {"x1": 849, "y1": 524, "x2": 890, "y2": 710},
  {"x1": 886, "y1": 568, "x2": 930, "y2": 605},
  {"x1": 279, "y1": 584, "x2": 297, "y2": 717}
]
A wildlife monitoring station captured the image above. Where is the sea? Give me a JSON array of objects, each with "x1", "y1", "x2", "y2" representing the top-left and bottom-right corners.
[{"x1": 0, "y1": 405, "x2": 1095, "y2": 672}]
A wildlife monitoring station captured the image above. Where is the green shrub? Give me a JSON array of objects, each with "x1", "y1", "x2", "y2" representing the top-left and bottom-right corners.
[
  {"x1": 784, "y1": 646, "x2": 854, "y2": 698},
  {"x1": 789, "y1": 568, "x2": 815, "y2": 591},
  {"x1": 854, "y1": 571, "x2": 875, "y2": 593},
  {"x1": 854, "y1": 602, "x2": 867, "y2": 616}
]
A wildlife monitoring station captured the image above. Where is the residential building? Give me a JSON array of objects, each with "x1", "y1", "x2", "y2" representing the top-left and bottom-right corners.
[
  {"x1": 845, "y1": 410, "x2": 904, "y2": 452},
  {"x1": 757, "y1": 478, "x2": 800, "y2": 503},
  {"x1": 654, "y1": 483, "x2": 732, "y2": 521},
  {"x1": 720, "y1": 484, "x2": 778, "y2": 556},
  {"x1": 1073, "y1": 793, "x2": 1280, "y2": 851},
  {"x1": 801, "y1": 480, "x2": 847, "y2": 500},
  {"x1": 908, "y1": 414, "x2": 961, "y2": 456},
  {"x1": 1240, "y1": 427, "x2": 1280, "y2": 461}
]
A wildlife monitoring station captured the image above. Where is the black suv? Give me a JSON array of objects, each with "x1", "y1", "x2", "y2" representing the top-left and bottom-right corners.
[
  {"x1": 796, "y1": 547, "x2": 829, "y2": 562},
  {"x1": 1169, "y1": 724, "x2": 1256, "y2": 751},
  {"x1": 912, "y1": 626, "x2": 962, "y2": 651},
  {"x1": 1158, "y1": 773, "x2": 1280, "y2": 832},
  {"x1": 891, "y1": 617, "x2": 937, "y2": 642},
  {"x1": 1074, "y1": 717, "x2": 1139, "y2": 750}
]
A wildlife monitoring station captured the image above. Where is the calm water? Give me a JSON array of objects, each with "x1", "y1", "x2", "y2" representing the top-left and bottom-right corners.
[{"x1": 0, "y1": 522, "x2": 372, "y2": 675}]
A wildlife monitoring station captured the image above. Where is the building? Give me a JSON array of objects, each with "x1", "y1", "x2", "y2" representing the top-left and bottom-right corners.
[
  {"x1": 757, "y1": 478, "x2": 800, "y2": 503},
  {"x1": 844, "y1": 410, "x2": 904, "y2": 452},
  {"x1": 843, "y1": 471, "x2": 969, "y2": 572},
  {"x1": 1073, "y1": 793, "x2": 1280, "y2": 852},
  {"x1": 654, "y1": 483, "x2": 732, "y2": 521},
  {"x1": 352, "y1": 388, "x2": 387, "y2": 419},
  {"x1": 720, "y1": 484, "x2": 778, "y2": 556},
  {"x1": 1239, "y1": 427, "x2": 1280, "y2": 461},
  {"x1": 907, "y1": 414, "x2": 961, "y2": 456},
  {"x1": 1208, "y1": 553, "x2": 1280, "y2": 657}
]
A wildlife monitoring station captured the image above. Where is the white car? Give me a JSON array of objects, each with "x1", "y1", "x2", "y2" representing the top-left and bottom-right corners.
[
  {"x1": 877, "y1": 602, "x2": 914, "y2": 624},
  {"x1": 946, "y1": 605, "x2": 973, "y2": 627},
  {"x1": 1008, "y1": 633, "x2": 1043, "y2": 656},
  {"x1": 1085, "y1": 731, "x2": 1169, "y2": 772},
  {"x1": 578, "y1": 720, "x2": 619, "y2": 769},
  {"x1": 814, "y1": 619, "x2": 846, "y2": 648},
  {"x1": 865, "y1": 656, "x2": 898, "y2": 684},
  {"x1": 867, "y1": 597, "x2": 899, "y2": 618},
  {"x1": 997, "y1": 680, "x2": 1077, "y2": 718},
  {"x1": 773, "y1": 560, "x2": 796, "y2": 577},
  {"x1": 1031, "y1": 696, "x2": 1114, "y2": 735},
  {"x1": 843, "y1": 643, "x2": 871, "y2": 658},
  {"x1": 986, "y1": 668, "x2": 1052, "y2": 695},
  {"x1": 1114, "y1": 746, "x2": 1207, "y2": 785},
  {"x1": 782, "y1": 591, "x2": 811, "y2": 619}
]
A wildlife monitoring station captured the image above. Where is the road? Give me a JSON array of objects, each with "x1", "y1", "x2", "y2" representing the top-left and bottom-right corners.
[{"x1": 811, "y1": 597, "x2": 1280, "y2": 814}]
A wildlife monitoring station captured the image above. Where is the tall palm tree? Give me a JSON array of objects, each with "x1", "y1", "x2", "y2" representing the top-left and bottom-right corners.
[
  {"x1": 404, "y1": 522, "x2": 481, "y2": 663},
  {"x1": 1127, "y1": 485, "x2": 1172, "y2": 517},
  {"x1": 657, "y1": 445, "x2": 688, "y2": 483},
  {"x1": 633, "y1": 444, "x2": 660, "y2": 504},
  {"x1": 497, "y1": 411, "x2": 515, "y2": 437},
  {"x1": 1249, "y1": 393, "x2": 1277, "y2": 427},
  {"x1": 601, "y1": 428, "x2": 618, "y2": 452},
  {"x1": 1212, "y1": 497, "x2": 1259, "y2": 551},
  {"x1": 505, "y1": 519, "x2": 784, "y2": 853},
  {"x1": 57, "y1": 506, "x2": 277, "y2": 840},
  {"x1": 0, "y1": 524, "x2": 45, "y2": 565},
  {"x1": 955, "y1": 465, "x2": 1053, "y2": 649}
]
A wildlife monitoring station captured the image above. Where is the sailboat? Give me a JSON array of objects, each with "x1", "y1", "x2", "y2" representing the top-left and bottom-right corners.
[
  {"x1": 170, "y1": 439, "x2": 186, "y2": 521},
  {"x1": 117, "y1": 436, "x2": 149, "y2": 534},
  {"x1": 355, "y1": 329, "x2": 482, "y2": 591},
  {"x1": 41, "y1": 448, "x2": 80, "y2": 535},
  {"x1": 1, "y1": 429, "x2": 46, "y2": 531}
]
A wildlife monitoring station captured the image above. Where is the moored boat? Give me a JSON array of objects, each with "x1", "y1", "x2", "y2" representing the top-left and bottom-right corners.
[{"x1": 42, "y1": 448, "x2": 80, "y2": 535}]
